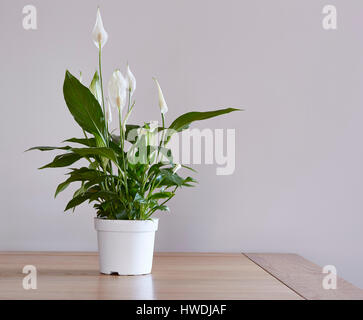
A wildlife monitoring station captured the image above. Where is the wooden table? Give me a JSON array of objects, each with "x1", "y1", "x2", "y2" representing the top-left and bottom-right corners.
[{"x1": 0, "y1": 252, "x2": 362, "y2": 300}]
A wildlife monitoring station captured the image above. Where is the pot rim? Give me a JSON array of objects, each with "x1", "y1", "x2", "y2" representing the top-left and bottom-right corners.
[
  {"x1": 94, "y1": 217, "x2": 159, "y2": 232},
  {"x1": 94, "y1": 217, "x2": 159, "y2": 222}
]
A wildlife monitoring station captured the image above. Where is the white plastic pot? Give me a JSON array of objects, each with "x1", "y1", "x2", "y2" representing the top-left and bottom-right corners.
[{"x1": 94, "y1": 218, "x2": 159, "y2": 275}]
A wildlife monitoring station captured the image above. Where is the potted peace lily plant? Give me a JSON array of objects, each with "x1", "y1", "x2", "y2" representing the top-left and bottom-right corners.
[{"x1": 28, "y1": 8, "x2": 239, "y2": 275}]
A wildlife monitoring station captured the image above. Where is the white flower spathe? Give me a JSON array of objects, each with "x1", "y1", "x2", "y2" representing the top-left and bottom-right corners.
[
  {"x1": 149, "y1": 120, "x2": 158, "y2": 132},
  {"x1": 153, "y1": 78, "x2": 168, "y2": 115},
  {"x1": 137, "y1": 128, "x2": 149, "y2": 136},
  {"x1": 126, "y1": 64, "x2": 136, "y2": 96},
  {"x1": 148, "y1": 121, "x2": 159, "y2": 148},
  {"x1": 92, "y1": 8, "x2": 108, "y2": 49},
  {"x1": 173, "y1": 164, "x2": 181, "y2": 174},
  {"x1": 108, "y1": 70, "x2": 128, "y2": 111},
  {"x1": 105, "y1": 98, "x2": 112, "y2": 125}
]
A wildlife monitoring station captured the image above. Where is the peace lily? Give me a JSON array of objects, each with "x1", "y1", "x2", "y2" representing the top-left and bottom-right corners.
[
  {"x1": 92, "y1": 8, "x2": 108, "y2": 49},
  {"x1": 29, "y1": 6, "x2": 241, "y2": 224},
  {"x1": 108, "y1": 70, "x2": 128, "y2": 111},
  {"x1": 153, "y1": 78, "x2": 168, "y2": 115},
  {"x1": 126, "y1": 64, "x2": 136, "y2": 96}
]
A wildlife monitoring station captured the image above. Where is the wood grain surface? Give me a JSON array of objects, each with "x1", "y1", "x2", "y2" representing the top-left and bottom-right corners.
[
  {"x1": 245, "y1": 253, "x2": 363, "y2": 300},
  {"x1": 0, "y1": 252, "x2": 301, "y2": 300}
]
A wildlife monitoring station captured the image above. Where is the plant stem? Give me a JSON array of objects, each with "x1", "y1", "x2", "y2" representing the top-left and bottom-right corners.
[
  {"x1": 127, "y1": 89, "x2": 131, "y2": 112},
  {"x1": 96, "y1": 42, "x2": 111, "y2": 195},
  {"x1": 98, "y1": 43, "x2": 105, "y2": 114},
  {"x1": 156, "y1": 114, "x2": 165, "y2": 164},
  {"x1": 118, "y1": 106, "x2": 131, "y2": 211},
  {"x1": 98, "y1": 42, "x2": 109, "y2": 145}
]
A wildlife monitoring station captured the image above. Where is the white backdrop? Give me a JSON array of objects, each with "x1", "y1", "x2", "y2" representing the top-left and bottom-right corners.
[{"x1": 1, "y1": 0, "x2": 363, "y2": 288}]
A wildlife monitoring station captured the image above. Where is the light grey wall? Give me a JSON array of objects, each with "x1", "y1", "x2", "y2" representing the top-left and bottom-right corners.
[{"x1": 1, "y1": 0, "x2": 363, "y2": 288}]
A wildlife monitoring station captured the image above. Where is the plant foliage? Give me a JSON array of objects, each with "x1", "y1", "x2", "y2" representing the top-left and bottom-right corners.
[{"x1": 27, "y1": 16, "x2": 241, "y2": 220}]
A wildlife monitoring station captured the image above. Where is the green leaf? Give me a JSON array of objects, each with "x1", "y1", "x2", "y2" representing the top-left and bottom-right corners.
[
  {"x1": 73, "y1": 184, "x2": 86, "y2": 198},
  {"x1": 113, "y1": 124, "x2": 141, "y2": 144},
  {"x1": 157, "y1": 169, "x2": 184, "y2": 187},
  {"x1": 39, "y1": 153, "x2": 82, "y2": 169},
  {"x1": 149, "y1": 191, "x2": 174, "y2": 200},
  {"x1": 181, "y1": 164, "x2": 197, "y2": 173},
  {"x1": 169, "y1": 108, "x2": 241, "y2": 133},
  {"x1": 63, "y1": 137, "x2": 96, "y2": 147},
  {"x1": 71, "y1": 147, "x2": 118, "y2": 164},
  {"x1": 66, "y1": 167, "x2": 103, "y2": 180},
  {"x1": 88, "y1": 161, "x2": 99, "y2": 170},
  {"x1": 57, "y1": 167, "x2": 117, "y2": 197},
  {"x1": 89, "y1": 71, "x2": 102, "y2": 105},
  {"x1": 55, "y1": 167, "x2": 105, "y2": 198},
  {"x1": 54, "y1": 180, "x2": 71, "y2": 198},
  {"x1": 152, "y1": 205, "x2": 169, "y2": 212},
  {"x1": 26, "y1": 146, "x2": 71, "y2": 152},
  {"x1": 64, "y1": 193, "x2": 91, "y2": 211},
  {"x1": 64, "y1": 186, "x2": 113, "y2": 212},
  {"x1": 182, "y1": 176, "x2": 198, "y2": 187},
  {"x1": 83, "y1": 176, "x2": 108, "y2": 189},
  {"x1": 147, "y1": 163, "x2": 167, "y2": 176},
  {"x1": 134, "y1": 193, "x2": 148, "y2": 204},
  {"x1": 89, "y1": 190, "x2": 118, "y2": 201},
  {"x1": 63, "y1": 70, "x2": 106, "y2": 141},
  {"x1": 115, "y1": 210, "x2": 128, "y2": 220}
]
